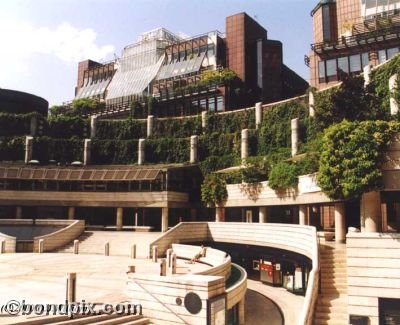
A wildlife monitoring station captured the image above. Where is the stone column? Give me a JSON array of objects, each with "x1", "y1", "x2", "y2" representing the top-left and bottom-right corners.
[
  {"x1": 166, "y1": 248, "x2": 173, "y2": 268},
  {"x1": 255, "y1": 102, "x2": 262, "y2": 129},
  {"x1": 90, "y1": 115, "x2": 97, "y2": 138},
  {"x1": 361, "y1": 191, "x2": 382, "y2": 232},
  {"x1": 83, "y1": 139, "x2": 91, "y2": 165},
  {"x1": 16, "y1": 206, "x2": 22, "y2": 219},
  {"x1": 299, "y1": 205, "x2": 307, "y2": 225},
  {"x1": 116, "y1": 207, "x2": 123, "y2": 231},
  {"x1": 0, "y1": 240, "x2": 5, "y2": 254},
  {"x1": 334, "y1": 202, "x2": 346, "y2": 243},
  {"x1": 30, "y1": 115, "x2": 38, "y2": 136},
  {"x1": 170, "y1": 252, "x2": 177, "y2": 274},
  {"x1": 147, "y1": 115, "x2": 154, "y2": 138},
  {"x1": 259, "y1": 207, "x2": 267, "y2": 223},
  {"x1": 390, "y1": 74, "x2": 398, "y2": 116},
  {"x1": 291, "y1": 118, "x2": 299, "y2": 157},
  {"x1": 152, "y1": 245, "x2": 158, "y2": 262},
  {"x1": 73, "y1": 240, "x2": 79, "y2": 254},
  {"x1": 190, "y1": 135, "x2": 198, "y2": 164},
  {"x1": 104, "y1": 242, "x2": 110, "y2": 256},
  {"x1": 68, "y1": 207, "x2": 75, "y2": 220},
  {"x1": 161, "y1": 207, "x2": 169, "y2": 232},
  {"x1": 159, "y1": 259, "x2": 166, "y2": 276},
  {"x1": 25, "y1": 136, "x2": 33, "y2": 163},
  {"x1": 138, "y1": 139, "x2": 145, "y2": 165},
  {"x1": 38, "y1": 239, "x2": 44, "y2": 253},
  {"x1": 363, "y1": 64, "x2": 371, "y2": 87},
  {"x1": 131, "y1": 244, "x2": 136, "y2": 259},
  {"x1": 308, "y1": 91, "x2": 315, "y2": 117},
  {"x1": 241, "y1": 129, "x2": 249, "y2": 163},
  {"x1": 201, "y1": 111, "x2": 207, "y2": 133},
  {"x1": 215, "y1": 207, "x2": 225, "y2": 222},
  {"x1": 239, "y1": 298, "x2": 245, "y2": 325},
  {"x1": 66, "y1": 273, "x2": 77, "y2": 303}
]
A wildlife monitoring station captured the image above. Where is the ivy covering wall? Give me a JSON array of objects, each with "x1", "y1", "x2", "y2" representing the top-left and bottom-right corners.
[
  {"x1": 0, "y1": 137, "x2": 25, "y2": 161},
  {"x1": 32, "y1": 137, "x2": 84, "y2": 163}
]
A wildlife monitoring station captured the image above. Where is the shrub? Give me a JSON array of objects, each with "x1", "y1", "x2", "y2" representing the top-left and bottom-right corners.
[{"x1": 201, "y1": 174, "x2": 228, "y2": 206}]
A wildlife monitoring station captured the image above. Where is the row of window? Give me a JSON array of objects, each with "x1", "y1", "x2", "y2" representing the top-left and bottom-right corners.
[
  {"x1": 168, "y1": 44, "x2": 215, "y2": 63},
  {"x1": 318, "y1": 47, "x2": 399, "y2": 81}
]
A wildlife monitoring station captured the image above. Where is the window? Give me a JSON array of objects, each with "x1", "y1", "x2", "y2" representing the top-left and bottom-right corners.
[
  {"x1": 349, "y1": 54, "x2": 361, "y2": 72},
  {"x1": 338, "y1": 57, "x2": 349, "y2": 73},
  {"x1": 216, "y1": 96, "x2": 224, "y2": 111},
  {"x1": 362, "y1": 52, "x2": 369, "y2": 68},
  {"x1": 388, "y1": 47, "x2": 399, "y2": 59},
  {"x1": 326, "y1": 59, "x2": 336, "y2": 77},
  {"x1": 379, "y1": 49, "x2": 387, "y2": 63},
  {"x1": 322, "y1": 5, "x2": 332, "y2": 42},
  {"x1": 318, "y1": 61, "x2": 325, "y2": 79}
]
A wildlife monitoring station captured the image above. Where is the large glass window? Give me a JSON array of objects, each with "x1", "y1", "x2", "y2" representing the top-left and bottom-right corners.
[
  {"x1": 379, "y1": 49, "x2": 387, "y2": 63},
  {"x1": 362, "y1": 52, "x2": 369, "y2": 68},
  {"x1": 388, "y1": 47, "x2": 399, "y2": 59},
  {"x1": 322, "y1": 5, "x2": 332, "y2": 42},
  {"x1": 216, "y1": 96, "x2": 224, "y2": 111},
  {"x1": 338, "y1": 57, "x2": 349, "y2": 73},
  {"x1": 349, "y1": 55, "x2": 361, "y2": 72},
  {"x1": 326, "y1": 59, "x2": 336, "y2": 76},
  {"x1": 318, "y1": 61, "x2": 326, "y2": 79}
]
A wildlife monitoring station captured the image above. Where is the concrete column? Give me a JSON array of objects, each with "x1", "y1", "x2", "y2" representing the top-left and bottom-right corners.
[
  {"x1": 361, "y1": 191, "x2": 382, "y2": 232},
  {"x1": 259, "y1": 207, "x2": 267, "y2": 223},
  {"x1": 161, "y1": 207, "x2": 169, "y2": 232},
  {"x1": 38, "y1": 239, "x2": 44, "y2": 253},
  {"x1": 241, "y1": 129, "x2": 249, "y2": 162},
  {"x1": 215, "y1": 207, "x2": 225, "y2": 222},
  {"x1": 68, "y1": 207, "x2": 75, "y2": 220},
  {"x1": 255, "y1": 102, "x2": 262, "y2": 129},
  {"x1": 166, "y1": 249, "x2": 173, "y2": 268},
  {"x1": 138, "y1": 139, "x2": 145, "y2": 165},
  {"x1": 131, "y1": 244, "x2": 136, "y2": 259},
  {"x1": 201, "y1": 111, "x2": 207, "y2": 132},
  {"x1": 0, "y1": 240, "x2": 5, "y2": 254},
  {"x1": 73, "y1": 240, "x2": 79, "y2": 254},
  {"x1": 152, "y1": 246, "x2": 158, "y2": 262},
  {"x1": 190, "y1": 208, "x2": 197, "y2": 221},
  {"x1": 90, "y1": 115, "x2": 97, "y2": 138},
  {"x1": 159, "y1": 259, "x2": 166, "y2": 276},
  {"x1": 239, "y1": 298, "x2": 245, "y2": 325},
  {"x1": 25, "y1": 136, "x2": 33, "y2": 164},
  {"x1": 16, "y1": 206, "x2": 22, "y2": 219},
  {"x1": 147, "y1": 115, "x2": 154, "y2": 138},
  {"x1": 83, "y1": 139, "x2": 91, "y2": 165},
  {"x1": 66, "y1": 273, "x2": 76, "y2": 303},
  {"x1": 30, "y1": 115, "x2": 38, "y2": 136},
  {"x1": 169, "y1": 252, "x2": 177, "y2": 274},
  {"x1": 104, "y1": 242, "x2": 110, "y2": 256},
  {"x1": 308, "y1": 91, "x2": 315, "y2": 117},
  {"x1": 190, "y1": 135, "x2": 198, "y2": 164},
  {"x1": 299, "y1": 205, "x2": 307, "y2": 225},
  {"x1": 390, "y1": 74, "x2": 398, "y2": 116},
  {"x1": 291, "y1": 118, "x2": 299, "y2": 157},
  {"x1": 245, "y1": 210, "x2": 253, "y2": 223},
  {"x1": 363, "y1": 64, "x2": 371, "y2": 87},
  {"x1": 116, "y1": 207, "x2": 123, "y2": 231},
  {"x1": 334, "y1": 202, "x2": 346, "y2": 243}
]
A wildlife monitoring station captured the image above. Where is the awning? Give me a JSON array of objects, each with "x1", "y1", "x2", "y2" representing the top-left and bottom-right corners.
[{"x1": 0, "y1": 166, "x2": 162, "y2": 181}]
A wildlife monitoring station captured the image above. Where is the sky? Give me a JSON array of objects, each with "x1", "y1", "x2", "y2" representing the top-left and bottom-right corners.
[{"x1": 0, "y1": 0, "x2": 313, "y2": 106}]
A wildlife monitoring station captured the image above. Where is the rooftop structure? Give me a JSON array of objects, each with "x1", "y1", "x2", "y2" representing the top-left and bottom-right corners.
[{"x1": 74, "y1": 13, "x2": 308, "y2": 118}]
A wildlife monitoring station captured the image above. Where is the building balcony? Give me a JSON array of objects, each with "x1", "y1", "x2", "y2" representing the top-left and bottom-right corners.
[{"x1": 311, "y1": 14, "x2": 400, "y2": 56}]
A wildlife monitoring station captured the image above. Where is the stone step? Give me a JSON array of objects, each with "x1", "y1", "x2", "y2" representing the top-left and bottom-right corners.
[
  {"x1": 88, "y1": 315, "x2": 147, "y2": 325},
  {"x1": 317, "y1": 295, "x2": 348, "y2": 306},
  {"x1": 50, "y1": 314, "x2": 135, "y2": 325},
  {"x1": 314, "y1": 311, "x2": 348, "y2": 321},
  {"x1": 315, "y1": 305, "x2": 348, "y2": 314}
]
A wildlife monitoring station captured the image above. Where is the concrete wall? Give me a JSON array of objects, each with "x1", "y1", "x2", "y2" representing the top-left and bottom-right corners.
[
  {"x1": 0, "y1": 190, "x2": 189, "y2": 208},
  {"x1": 0, "y1": 231, "x2": 16, "y2": 253},
  {"x1": 224, "y1": 175, "x2": 330, "y2": 208},
  {"x1": 347, "y1": 232, "x2": 400, "y2": 325},
  {"x1": 33, "y1": 219, "x2": 85, "y2": 252},
  {"x1": 127, "y1": 274, "x2": 226, "y2": 325},
  {"x1": 226, "y1": 263, "x2": 247, "y2": 309},
  {"x1": 150, "y1": 222, "x2": 319, "y2": 325}
]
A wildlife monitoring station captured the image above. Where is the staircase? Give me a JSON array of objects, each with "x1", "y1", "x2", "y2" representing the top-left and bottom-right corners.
[
  {"x1": 314, "y1": 243, "x2": 348, "y2": 325},
  {"x1": 56, "y1": 231, "x2": 161, "y2": 258},
  {"x1": 12, "y1": 313, "x2": 151, "y2": 325}
]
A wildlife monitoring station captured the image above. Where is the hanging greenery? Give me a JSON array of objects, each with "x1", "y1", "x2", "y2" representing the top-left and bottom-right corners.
[
  {"x1": 32, "y1": 137, "x2": 84, "y2": 163},
  {"x1": 0, "y1": 113, "x2": 37, "y2": 136},
  {"x1": 0, "y1": 137, "x2": 25, "y2": 161},
  {"x1": 200, "y1": 173, "x2": 228, "y2": 206},
  {"x1": 91, "y1": 139, "x2": 139, "y2": 164},
  {"x1": 46, "y1": 115, "x2": 89, "y2": 139},
  {"x1": 207, "y1": 109, "x2": 255, "y2": 134},
  {"x1": 95, "y1": 119, "x2": 146, "y2": 140},
  {"x1": 318, "y1": 120, "x2": 400, "y2": 200}
]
